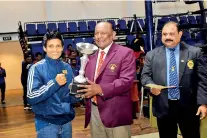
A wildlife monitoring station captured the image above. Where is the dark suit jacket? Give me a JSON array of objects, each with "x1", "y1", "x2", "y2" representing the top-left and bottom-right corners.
[
  {"x1": 141, "y1": 42, "x2": 207, "y2": 118},
  {"x1": 21, "y1": 62, "x2": 32, "y2": 86},
  {"x1": 0, "y1": 67, "x2": 6, "y2": 84},
  {"x1": 84, "y1": 43, "x2": 136, "y2": 128}
]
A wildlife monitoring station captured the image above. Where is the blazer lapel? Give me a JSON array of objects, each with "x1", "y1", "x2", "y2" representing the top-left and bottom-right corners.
[
  {"x1": 179, "y1": 43, "x2": 188, "y2": 83},
  {"x1": 158, "y1": 46, "x2": 167, "y2": 86},
  {"x1": 96, "y1": 43, "x2": 117, "y2": 79},
  {"x1": 87, "y1": 51, "x2": 98, "y2": 81}
]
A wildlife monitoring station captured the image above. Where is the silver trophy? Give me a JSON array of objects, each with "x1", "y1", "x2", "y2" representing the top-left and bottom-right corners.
[{"x1": 70, "y1": 42, "x2": 98, "y2": 95}]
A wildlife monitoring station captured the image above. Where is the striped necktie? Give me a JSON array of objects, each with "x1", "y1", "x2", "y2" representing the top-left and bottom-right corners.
[
  {"x1": 168, "y1": 48, "x2": 180, "y2": 99},
  {"x1": 92, "y1": 51, "x2": 105, "y2": 104}
]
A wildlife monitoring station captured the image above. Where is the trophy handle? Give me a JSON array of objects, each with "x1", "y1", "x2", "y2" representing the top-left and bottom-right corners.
[
  {"x1": 79, "y1": 54, "x2": 89, "y2": 76},
  {"x1": 74, "y1": 54, "x2": 88, "y2": 83}
]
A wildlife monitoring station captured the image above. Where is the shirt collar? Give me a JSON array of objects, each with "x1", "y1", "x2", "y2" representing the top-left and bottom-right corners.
[
  {"x1": 45, "y1": 55, "x2": 61, "y2": 64},
  {"x1": 98, "y1": 41, "x2": 113, "y2": 55},
  {"x1": 166, "y1": 43, "x2": 180, "y2": 53}
]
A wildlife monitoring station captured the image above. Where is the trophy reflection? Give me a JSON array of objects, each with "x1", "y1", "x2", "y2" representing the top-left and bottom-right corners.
[{"x1": 70, "y1": 42, "x2": 98, "y2": 95}]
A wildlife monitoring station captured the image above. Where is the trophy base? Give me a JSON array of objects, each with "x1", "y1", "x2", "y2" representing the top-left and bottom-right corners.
[{"x1": 70, "y1": 82, "x2": 88, "y2": 95}]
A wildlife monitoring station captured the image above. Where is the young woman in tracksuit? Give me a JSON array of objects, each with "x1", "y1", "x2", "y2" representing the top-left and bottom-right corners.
[{"x1": 27, "y1": 31, "x2": 78, "y2": 138}]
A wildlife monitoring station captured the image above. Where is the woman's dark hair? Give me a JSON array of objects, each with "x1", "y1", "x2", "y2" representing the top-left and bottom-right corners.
[{"x1": 131, "y1": 38, "x2": 141, "y2": 52}]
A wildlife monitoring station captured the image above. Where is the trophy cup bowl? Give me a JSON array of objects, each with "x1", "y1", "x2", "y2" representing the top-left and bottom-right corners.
[{"x1": 70, "y1": 42, "x2": 98, "y2": 95}]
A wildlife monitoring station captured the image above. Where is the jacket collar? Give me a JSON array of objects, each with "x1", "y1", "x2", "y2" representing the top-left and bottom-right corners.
[{"x1": 45, "y1": 55, "x2": 61, "y2": 64}]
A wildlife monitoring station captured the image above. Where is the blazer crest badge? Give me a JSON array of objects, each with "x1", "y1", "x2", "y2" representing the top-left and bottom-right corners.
[
  {"x1": 62, "y1": 70, "x2": 68, "y2": 74},
  {"x1": 109, "y1": 64, "x2": 117, "y2": 72},
  {"x1": 187, "y1": 60, "x2": 194, "y2": 69}
]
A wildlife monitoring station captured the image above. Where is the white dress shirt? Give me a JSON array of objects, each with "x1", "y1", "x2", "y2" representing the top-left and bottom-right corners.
[{"x1": 94, "y1": 42, "x2": 113, "y2": 81}]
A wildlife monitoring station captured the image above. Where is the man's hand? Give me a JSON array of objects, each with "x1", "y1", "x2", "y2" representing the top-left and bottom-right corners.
[
  {"x1": 196, "y1": 105, "x2": 207, "y2": 120},
  {"x1": 56, "y1": 74, "x2": 67, "y2": 86},
  {"x1": 77, "y1": 79, "x2": 103, "y2": 98},
  {"x1": 150, "y1": 88, "x2": 161, "y2": 96}
]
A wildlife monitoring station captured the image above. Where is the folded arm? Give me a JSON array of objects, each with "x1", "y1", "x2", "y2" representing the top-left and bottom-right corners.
[{"x1": 27, "y1": 66, "x2": 60, "y2": 105}]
